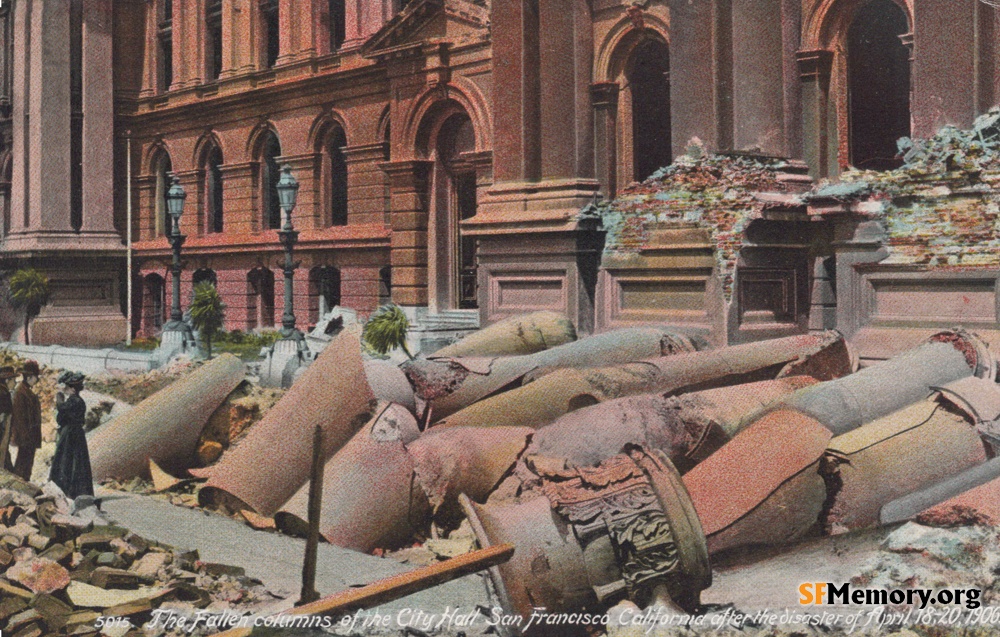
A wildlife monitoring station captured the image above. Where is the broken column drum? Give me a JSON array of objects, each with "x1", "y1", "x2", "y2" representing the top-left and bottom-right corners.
[
  {"x1": 431, "y1": 311, "x2": 577, "y2": 358},
  {"x1": 89, "y1": 354, "x2": 246, "y2": 480},
  {"x1": 463, "y1": 447, "x2": 710, "y2": 632},
  {"x1": 779, "y1": 329, "x2": 996, "y2": 436},
  {"x1": 199, "y1": 325, "x2": 377, "y2": 516}
]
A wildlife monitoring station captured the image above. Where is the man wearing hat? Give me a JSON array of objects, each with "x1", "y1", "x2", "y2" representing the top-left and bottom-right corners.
[
  {"x1": 11, "y1": 360, "x2": 42, "y2": 481},
  {"x1": 0, "y1": 365, "x2": 15, "y2": 471}
]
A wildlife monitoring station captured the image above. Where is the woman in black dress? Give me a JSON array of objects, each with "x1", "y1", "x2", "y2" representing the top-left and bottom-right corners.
[{"x1": 49, "y1": 371, "x2": 94, "y2": 499}]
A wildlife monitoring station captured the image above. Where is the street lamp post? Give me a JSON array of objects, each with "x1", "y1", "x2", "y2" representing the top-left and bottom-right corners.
[
  {"x1": 164, "y1": 174, "x2": 189, "y2": 332},
  {"x1": 276, "y1": 164, "x2": 302, "y2": 341}
]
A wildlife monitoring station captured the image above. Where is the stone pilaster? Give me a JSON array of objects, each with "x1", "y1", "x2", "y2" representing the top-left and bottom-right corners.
[
  {"x1": 797, "y1": 49, "x2": 834, "y2": 179},
  {"x1": 381, "y1": 159, "x2": 431, "y2": 307},
  {"x1": 343, "y1": 143, "x2": 389, "y2": 227},
  {"x1": 218, "y1": 162, "x2": 257, "y2": 234}
]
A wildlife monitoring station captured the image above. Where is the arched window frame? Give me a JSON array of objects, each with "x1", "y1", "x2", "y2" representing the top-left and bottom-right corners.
[
  {"x1": 152, "y1": 150, "x2": 173, "y2": 238},
  {"x1": 203, "y1": 144, "x2": 224, "y2": 234},
  {"x1": 256, "y1": 131, "x2": 282, "y2": 230}
]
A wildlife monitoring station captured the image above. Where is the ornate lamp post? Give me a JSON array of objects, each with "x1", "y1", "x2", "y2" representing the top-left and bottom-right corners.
[
  {"x1": 276, "y1": 165, "x2": 302, "y2": 341},
  {"x1": 163, "y1": 174, "x2": 190, "y2": 333}
]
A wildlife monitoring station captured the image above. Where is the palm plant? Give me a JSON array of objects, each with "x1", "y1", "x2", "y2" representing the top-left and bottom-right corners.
[
  {"x1": 189, "y1": 282, "x2": 225, "y2": 358},
  {"x1": 362, "y1": 304, "x2": 414, "y2": 360},
  {"x1": 9, "y1": 268, "x2": 49, "y2": 345}
]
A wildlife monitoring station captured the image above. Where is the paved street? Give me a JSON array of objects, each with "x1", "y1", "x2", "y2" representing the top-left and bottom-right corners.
[{"x1": 96, "y1": 488, "x2": 491, "y2": 617}]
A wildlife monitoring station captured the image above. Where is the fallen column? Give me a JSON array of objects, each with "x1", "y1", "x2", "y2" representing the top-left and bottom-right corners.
[
  {"x1": 275, "y1": 403, "x2": 425, "y2": 552},
  {"x1": 521, "y1": 376, "x2": 818, "y2": 476},
  {"x1": 405, "y1": 326, "x2": 698, "y2": 421},
  {"x1": 820, "y1": 393, "x2": 989, "y2": 534},
  {"x1": 779, "y1": 329, "x2": 995, "y2": 436},
  {"x1": 430, "y1": 311, "x2": 576, "y2": 358},
  {"x1": 199, "y1": 326, "x2": 378, "y2": 516},
  {"x1": 89, "y1": 354, "x2": 245, "y2": 480},
  {"x1": 462, "y1": 446, "x2": 711, "y2": 633},
  {"x1": 434, "y1": 331, "x2": 851, "y2": 430}
]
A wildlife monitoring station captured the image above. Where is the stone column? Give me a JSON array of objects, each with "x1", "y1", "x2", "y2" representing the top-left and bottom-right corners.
[
  {"x1": 490, "y1": 0, "x2": 540, "y2": 184},
  {"x1": 81, "y1": 0, "x2": 116, "y2": 234},
  {"x1": 798, "y1": 49, "x2": 834, "y2": 179},
  {"x1": 381, "y1": 159, "x2": 432, "y2": 308},
  {"x1": 591, "y1": 82, "x2": 619, "y2": 199},
  {"x1": 171, "y1": 0, "x2": 207, "y2": 89},
  {"x1": 343, "y1": 143, "x2": 390, "y2": 226},
  {"x1": 731, "y1": 0, "x2": 784, "y2": 155},
  {"x1": 221, "y1": 0, "x2": 260, "y2": 77},
  {"x1": 277, "y1": 0, "x2": 325, "y2": 64},
  {"x1": 912, "y1": 0, "x2": 977, "y2": 136},
  {"x1": 140, "y1": 0, "x2": 160, "y2": 97}
]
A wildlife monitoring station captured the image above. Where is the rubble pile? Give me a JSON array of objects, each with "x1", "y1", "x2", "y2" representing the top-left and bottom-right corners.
[
  {"x1": 807, "y1": 107, "x2": 1000, "y2": 268},
  {"x1": 85, "y1": 357, "x2": 202, "y2": 406},
  {"x1": 581, "y1": 143, "x2": 793, "y2": 298},
  {"x1": 0, "y1": 474, "x2": 276, "y2": 637}
]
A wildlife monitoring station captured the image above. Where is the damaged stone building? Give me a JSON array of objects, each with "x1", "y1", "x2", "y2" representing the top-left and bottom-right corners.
[{"x1": 0, "y1": 0, "x2": 998, "y2": 356}]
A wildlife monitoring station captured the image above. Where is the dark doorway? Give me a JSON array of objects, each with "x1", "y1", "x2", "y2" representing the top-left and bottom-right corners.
[
  {"x1": 848, "y1": 0, "x2": 910, "y2": 171},
  {"x1": 309, "y1": 266, "x2": 341, "y2": 324},
  {"x1": 628, "y1": 39, "x2": 671, "y2": 181},
  {"x1": 247, "y1": 268, "x2": 275, "y2": 330}
]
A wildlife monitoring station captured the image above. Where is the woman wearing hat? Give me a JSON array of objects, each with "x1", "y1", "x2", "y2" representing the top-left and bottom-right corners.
[
  {"x1": 49, "y1": 371, "x2": 94, "y2": 499},
  {"x1": 10, "y1": 360, "x2": 41, "y2": 481},
  {"x1": 0, "y1": 365, "x2": 16, "y2": 471}
]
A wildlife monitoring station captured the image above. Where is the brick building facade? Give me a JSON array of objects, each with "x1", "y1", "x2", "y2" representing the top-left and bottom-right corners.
[{"x1": 0, "y1": 0, "x2": 998, "y2": 347}]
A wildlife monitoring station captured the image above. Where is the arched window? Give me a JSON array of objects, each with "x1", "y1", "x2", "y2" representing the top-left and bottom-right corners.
[
  {"x1": 848, "y1": 0, "x2": 910, "y2": 170},
  {"x1": 324, "y1": 126, "x2": 348, "y2": 226},
  {"x1": 153, "y1": 151, "x2": 173, "y2": 238},
  {"x1": 193, "y1": 268, "x2": 217, "y2": 288},
  {"x1": 432, "y1": 112, "x2": 477, "y2": 310},
  {"x1": 206, "y1": 0, "x2": 223, "y2": 81},
  {"x1": 204, "y1": 145, "x2": 224, "y2": 233},
  {"x1": 158, "y1": 0, "x2": 173, "y2": 92},
  {"x1": 258, "y1": 131, "x2": 282, "y2": 230},
  {"x1": 309, "y1": 266, "x2": 341, "y2": 324},
  {"x1": 627, "y1": 39, "x2": 671, "y2": 182},
  {"x1": 330, "y1": 0, "x2": 346, "y2": 52},
  {"x1": 247, "y1": 268, "x2": 275, "y2": 330}
]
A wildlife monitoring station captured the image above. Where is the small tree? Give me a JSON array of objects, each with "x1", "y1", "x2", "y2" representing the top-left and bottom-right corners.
[
  {"x1": 9, "y1": 268, "x2": 49, "y2": 345},
  {"x1": 362, "y1": 304, "x2": 414, "y2": 360},
  {"x1": 189, "y1": 282, "x2": 225, "y2": 358}
]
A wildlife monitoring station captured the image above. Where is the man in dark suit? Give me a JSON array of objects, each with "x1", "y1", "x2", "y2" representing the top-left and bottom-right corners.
[
  {"x1": 0, "y1": 365, "x2": 15, "y2": 471},
  {"x1": 11, "y1": 360, "x2": 42, "y2": 481}
]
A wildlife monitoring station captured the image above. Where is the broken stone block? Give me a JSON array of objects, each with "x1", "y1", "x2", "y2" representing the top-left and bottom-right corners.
[
  {"x1": 0, "y1": 578, "x2": 33, "y2": 598},
  {"x1": 6, "y1": 608, "x2": 43, "y2": 634},
  {"x1": 0, "y1": 596, "x2": 29, "y2": 623},
  {"x1": 0, "y1": 544, "x2": 11, "y2": 567},
  {"x1": 26, "y1": 533, "x2": 49, "y2": 551},
  {"x1": 129, "y1": 551, "x2": 170, "y2": 581},
  {"x1": 28, "y1": 593, "x2": 73, "y2": 631},
  {"x1": 5, "y1": 556, "x2": 71, "y2": 594},
  {"x1": 198, "y1": 562, "x2": 245, "y2": 578},
  {"x1": 75, "y1": 526, "x2": 129, "y2": 552},
  {"x1": 39, "y1": 542, "x2": 73, "y2": 564},
  {"x1": 95, "y1": 551, "x2": 127, "y2": 569},
  {"x1": 66, "y1": 581, "x2": 167, "y2": 609},
  {"x1": 91, "y1": 566, "x2": 141, "y2": 589}
]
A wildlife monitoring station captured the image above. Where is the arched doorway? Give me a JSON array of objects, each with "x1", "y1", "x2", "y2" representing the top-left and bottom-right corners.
[
  {"x1": 431, "y1": 112, "x2": 478, "y2": 311},
  {"x1": 627, "y1": 39, "x2": 671, "y2": 182},
  {"x1": 847, "y1": 0, "x2": 910, "y2": 170}
]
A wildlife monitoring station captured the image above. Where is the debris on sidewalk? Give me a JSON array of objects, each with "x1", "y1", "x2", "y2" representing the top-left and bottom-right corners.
[{"x1": 0, "y1": 471, "x2": 278, "y2": 637}]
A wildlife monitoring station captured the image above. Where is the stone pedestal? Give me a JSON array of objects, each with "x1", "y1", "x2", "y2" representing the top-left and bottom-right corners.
[{"x1": 260, "y1": 335, "x2": 311, "y2": 388}]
